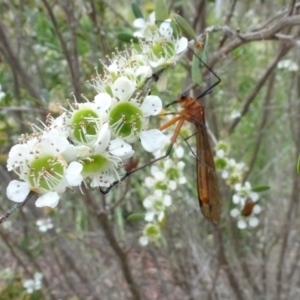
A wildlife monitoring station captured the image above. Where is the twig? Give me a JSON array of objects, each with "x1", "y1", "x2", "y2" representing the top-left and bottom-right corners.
[
  {"x1": 228, "y1": 45, "x2": 292, "y2": 133},
  {"x1": 0, "y1": 24, "x2": 41, "y2": 100},
  {"x1": 218, "y1": 0, "x2": 238, "y2": 48},
  {"x1": 83, "y1": 189, "x2": 142, "y2": 300},
  {"x1": 41, "y1": 0, "x2": 81, "y2": 99},
  {"x1": 0, "y1": 191, "x2": 35, "y2": 224}
]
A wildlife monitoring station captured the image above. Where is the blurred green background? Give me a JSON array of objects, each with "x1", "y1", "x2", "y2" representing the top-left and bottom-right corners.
[{"x1": 1, "y1": 0, "x2": 300, "y2": 299}]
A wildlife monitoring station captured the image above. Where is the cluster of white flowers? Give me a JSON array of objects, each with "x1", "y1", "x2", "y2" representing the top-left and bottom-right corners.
[
  {"x1": 139, "y1": 143, "x2": 186, "y2": 246},
  {"x1": 6, "y1": 14, "x2": 188, "y2": 209},
  {"x1": 277, "y1": 59, "x2": 298, "y2": 72},
  {"x1": 214, "y1": 141, "x2": 262, "y2": 229},
  {"x1": 36, "y1": 218, "x2": 54, "y2": 232},
  {"x1": 23, "y1": 272, "x2": 43, "y2": 294}
]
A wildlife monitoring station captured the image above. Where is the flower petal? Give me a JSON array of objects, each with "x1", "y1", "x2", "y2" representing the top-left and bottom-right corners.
[
  {"x1": 65, "y1": 162, "x2": 83, "y2": 186},
  {"x1": 249, "y1": 217, "x2": 259, "y2": 227},
  {"x1": 237, "y1": 219, "x2": 247, "y2": 229},
  {"x1": 230, "y1": 208, "x2": 240, "y2": 218},
  {"x1": 159, "y1": 20, "x2": 173, "y2": 39},
  {"x1": 94, "y1": 123, "x2": 111, "y2": 153},
  {"x1": 6, "y1": 180, "x2": 30, "y2": 202},
  {"x1": 163, "y1": 195, "x2": 172, "y2": 206},
  {"x1": 112, "y1": 77, "x2": 135, "y2": 101},
  {"x1": 35, "y1": 192, "x2": 60, "y2": 208},
  {"x1": 140, "y1": 129, "x2": 166, "y2": 152},
  {"x1": 94, "y1": 93, "x2": 112, "y2": 112},
  {"x1": 139, "y1": 236, "x2": 149, "y2": 246},
  {"x1": 145, "y1": 212, "x2": 155, "y2": 222},
  {"x1": 253, "y1": 205, "x2": 262, "y2": 214},
  {"x1": 141, "y1": 95, "x2": 162, "y2": 116},
  {"x1": 176, "y1": 37, "x2": 188, "y2": 54},
  {"x1": 109, "y1": 138, "x2": 134, "y2": 158},
  {"x1": 133, "y1": 18, "x2": 145, "y2": 28}
]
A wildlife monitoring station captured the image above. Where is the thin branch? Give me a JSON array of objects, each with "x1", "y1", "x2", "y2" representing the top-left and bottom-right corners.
[
  {"x1": 250, "y1": 2, "x2": 300, "y2": 32},
  {"x1": 41, "y1": 0, "x2": 80, "y2": 98},
  {"x1": 83, "y1": 190, "x2": 142, "y2": 300},
  {"x1": 0, "y1": 24, "x2": 41, "y2": 100},
  {"x1": 244, "y1": 73, "x2": 276, "y2": 180},
  {"x1": 0, "y1": 192, "x2": 35, "y2": 224},
  {"x1": 218, "y1": 0, "x2": 238, "y2": 48},
  {"x1": 228, "y1": 45, "x2": 292, "y2": 133}
]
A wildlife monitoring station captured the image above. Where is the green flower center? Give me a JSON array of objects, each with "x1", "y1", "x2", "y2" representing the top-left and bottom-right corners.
[
  {"x1": 144, "y1": 224, "x2": 161, "y2": 241},
  {"x1": 155, "y1": 181, "x2": 168, "y2": 191},
  {"x1": 153, "y1": 199, "x2": 164, "y2": 212},
  {"x1": 109, "y1": 102, "x2": 143, "y2": 139},
  {"x1": 152, "y1": 42, "x2": 175, "y2": 58},
  {"x1": 81, "y1": 154, "x2": 109, "y2": 175},
  {"x1": 28, "y1": 155, "x2": 65, "y2": 192},
  {"x1": 71, "y1": 108, "x2": 99, "y2": 144},
  {"x1": 215, "y1": 157, "x2": 227, "y2": 170},
  {"x1": 166, "y1": 167, "x2": 179, "y2": 180}
]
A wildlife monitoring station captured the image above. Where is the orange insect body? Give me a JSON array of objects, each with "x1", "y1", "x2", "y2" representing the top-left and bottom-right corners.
[
  {"x1": 159, "y1": 95, "x2": 221, "y2": 225},
  {"x1": 241, "y1": 198, "x2": 256, "y2": 217},
  {"x1": 125, "y1": 160, "x2": 139, "y2": 173}
]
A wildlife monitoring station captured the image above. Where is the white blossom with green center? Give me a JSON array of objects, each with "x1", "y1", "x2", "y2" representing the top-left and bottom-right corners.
[
  {"x1": 139, "y1": 223, "x2": 161, "y2": 246},
  {"x1": 106, "y1": 76, "x2": 165, "y2": 152},
  {"x1": 133, "y1": 15, "x2": 188, "y2": 71},
  {"x1": 79, "y1": 123, "x2": 134, "y2": 188},
  {"x1": 230, "y1": 204, "x2": 262, "y2": 229},
  {"x1": 143, "y1": 189, "x2": 172, "y2": 222},
  {"x1": 6, "y1": 132, "x2": 83, "y2": 208},
  {"x1": 66, "y1": 93, "x2": 111, "y2": 147},
  {"x1": 232, "y1": 182, "x2": 259, "y2": 207}
]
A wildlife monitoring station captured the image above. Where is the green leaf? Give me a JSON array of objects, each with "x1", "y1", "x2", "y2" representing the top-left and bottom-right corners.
[
  {"x1": 174, "y1": 14, "x2": 197, "y2": 41},
  {"x1": 297, "y1": 154, "x2": 300, "y2": 174},
  {"x1": 191, "y1": 48, "x2": 203, "y2": 85},
  {"x1": 131, "y1": 3, "x2": 144, "y2": 19},
  {"x1": 252, "y1": 186, "x2": 270, "y2": 192},
  {"x1": 155, "y1": 0, "x2": 168, "y2": 23},
  {"x1": 117, "y1": 33, "x2": 139, "y2": 43},
  {"x1": 127, "y1": 213, "x2": 145, "y2": 222}
]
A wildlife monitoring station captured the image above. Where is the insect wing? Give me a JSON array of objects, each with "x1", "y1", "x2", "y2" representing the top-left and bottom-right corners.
[{"x1": 196, "y1": 107, "x2": 221, "y2": 225}]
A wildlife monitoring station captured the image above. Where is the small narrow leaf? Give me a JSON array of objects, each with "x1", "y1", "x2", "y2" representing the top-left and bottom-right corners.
[
  {"x1": 174, "y1": 14, "x2": 197, "y2": 41},
  {"x1": 191, "y1": 48, "x2": 203, "y2": 85},
  {"x1": 131, "y1": 3, "x2": 144, "y2": 19},
  {"x1": 127, "y1": 213, "x2": 145, "y2": 222},
  {"x1": 155, "y1": 0, "x2": 168, "y2": 23},
  {"x1": 252, "y1": 186, "x2": 270, "y2": 192},
  {"x1": 201, "y1": 34, "x2": 210, "y2": 62},
  {"x1": 117, "y1": 33, "x2": 139, "y2": 43},
  {"x1": 297, "y1": 154, "x2": 300, "y2": 174}
]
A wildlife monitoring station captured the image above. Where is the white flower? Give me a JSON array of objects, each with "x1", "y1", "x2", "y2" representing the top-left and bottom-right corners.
[
  {"x1": 143, "y1": 190, "x2": 172, "y2": 222},
  {"x1": 66, "y1": 93, "x2": 110, "y2": 147},
  {"x1": 230, "y1": 110, "x2": 241, "y2": 120},
  {"x1": 6, "y1": 133, "x2": 83, "y2": 208},
  {"x1": 139, "y1": 222, "x2": 161, "y2": 246},
  {"x1": 233, "y1": 182, "x2": 259, "y2": 207},
  {"x1": 80, "y1": 123, "x2": 132, "y2": 188},
  {"x1": 277, "y1": 59, "x2": 298, "y2": 71},
  {"x1": 145, "y1": 36, "x2": 188, "y2": 70},
  {"x1": 36, "y1": 218, "x2": 54, "y2": 232},
  {"x1": 237, "y1": 219, "x2": 247, "y2": 229},
  {"x1": 23, "y1": 272, "x2": 43, "y2": 294},
  {"x1": 231, "y1": 197, "x2": 262, "y2": 230},
  {"x1": 107, "y1": 76, "x2": 165, "y2": 152},
  {"x1": 133, "y1": 12, "x2": 156, "y2": 38}
]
